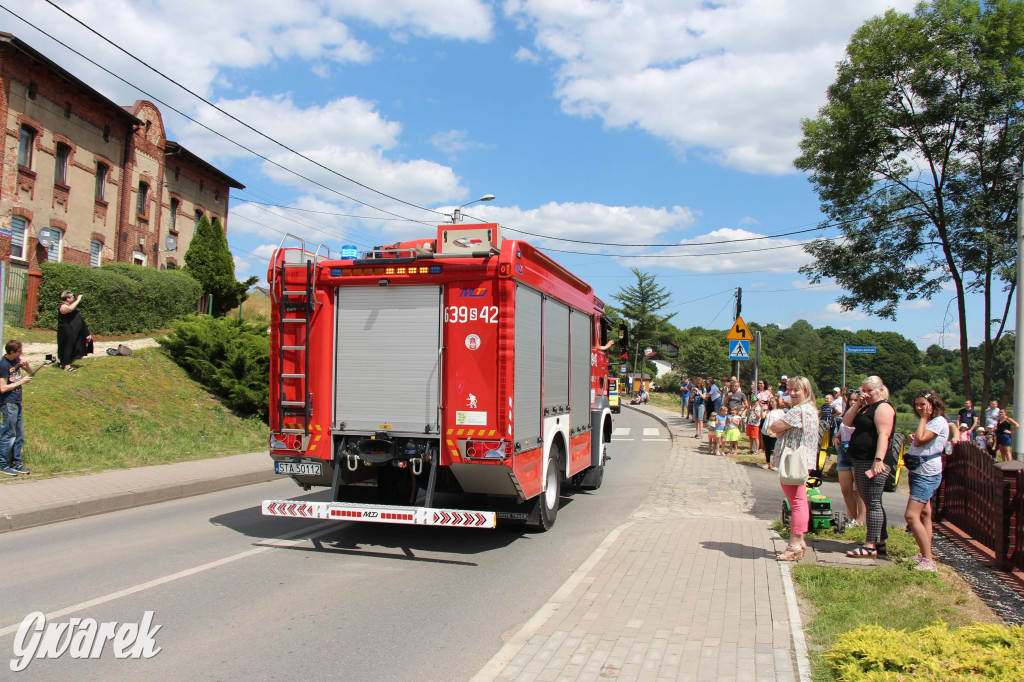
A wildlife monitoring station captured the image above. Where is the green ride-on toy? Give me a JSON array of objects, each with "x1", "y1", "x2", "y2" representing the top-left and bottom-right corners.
[
  {"x1": 780, "y1": 419, "x2": 908, "y2": 531},
  {"x1": 781, "y1": 420, "x2": 847, "y2": 533}
]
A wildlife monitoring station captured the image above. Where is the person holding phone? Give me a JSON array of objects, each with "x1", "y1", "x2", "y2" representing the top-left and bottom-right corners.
[{"x1": 843, "y1": 375, "x2": 895, "y2": 559}]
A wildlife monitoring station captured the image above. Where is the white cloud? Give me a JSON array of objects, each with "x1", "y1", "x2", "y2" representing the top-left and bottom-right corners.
[
  {"x1": 430, "y1": 129, "x2": 493, "y2": 154},
  {"x1": 174, "y1": 94, "x2": 467, "y2": 209},
  {"x1": 4, "y1": 0, "x2": 491, "y2": 111},
  {"x1": 505, "y1": 0, "x2": 919, "y2": 174},
  {"x1": 619, "y1": 228, "x2": 812, "y2": 274},
  {"x1": 738, "y1": 217, "x2": 760, "y2": 225},
  {"x1": 902, "y1": 299, "x2": 932, "y2": 310},
  {"x1": 815, "y1": 302, "x2": 867, "y2": 321},
  {"x1": 458, "y1": 201, "x2": 698, "y2": 254},
  {"x1": 514, "y1": 46, "x2": 541, "y2": 63}
]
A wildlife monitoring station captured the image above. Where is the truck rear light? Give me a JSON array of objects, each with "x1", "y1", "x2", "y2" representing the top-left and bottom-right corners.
[
  {"x1": 270, "y1": 433, "x2": 302, "y2": 451},
  {"x1": 465, "y1": 440, "x2": 512, "y2": 460}
]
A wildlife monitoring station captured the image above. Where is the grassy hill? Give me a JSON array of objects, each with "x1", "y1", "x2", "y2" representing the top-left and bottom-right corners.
[{"x1": 2, "y1": 347, "x2": 268, "y2": 479}]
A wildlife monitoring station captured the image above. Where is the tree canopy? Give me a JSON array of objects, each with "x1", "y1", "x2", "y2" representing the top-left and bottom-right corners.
[
  {"x1": 184, "y1": 216, "x2": 258, "y2": 316},
  {"x1": 611, "y1": 267, "x2": 676, "y2": 361},
  {"x1": 794, "y1": 0, "x2": 1023, "y2": 405}
]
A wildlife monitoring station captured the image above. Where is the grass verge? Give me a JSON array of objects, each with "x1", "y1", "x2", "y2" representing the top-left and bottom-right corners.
[
  {"x1": 772, "y1": 521, "x2": 1002, "y2": 680},
  {"x1": 2, "y1": 347, "x2": 268, "y2": 479}
]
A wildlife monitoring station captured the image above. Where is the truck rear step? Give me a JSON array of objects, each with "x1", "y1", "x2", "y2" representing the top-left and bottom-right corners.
[{"x1": 262, "y1": 500, "x2": 496, "y2": 528}]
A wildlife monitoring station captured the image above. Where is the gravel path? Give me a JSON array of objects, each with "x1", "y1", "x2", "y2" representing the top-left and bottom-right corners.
[
  {"x1": 933, "y1": 530, "x2": 1024, "y2": 626},
  {"x1": 19, "y1": 337, "x2": 162, "y2": 368}
]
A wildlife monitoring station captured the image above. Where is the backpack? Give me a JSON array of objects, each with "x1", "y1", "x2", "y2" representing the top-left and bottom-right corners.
[{"x1": 105, "y1": 344, "x2": 133, "y2": 357}]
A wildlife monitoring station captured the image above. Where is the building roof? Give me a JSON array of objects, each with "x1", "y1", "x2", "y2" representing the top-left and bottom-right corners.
[
  {"x1": 0, "y1": 33, "x2": 142, "y2": 128},
  {"x1": 165, "y1": 141, "x2": 245, "y2": 190}
]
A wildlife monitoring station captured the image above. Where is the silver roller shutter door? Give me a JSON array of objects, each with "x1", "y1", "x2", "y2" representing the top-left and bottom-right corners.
[
  {"x1": 544, "y1": 298, "x2": 570, "y2": 412},
  {"x1": 514, "y1": 285, "x2": 542, "y2": 447},
  {"x1": 570, "y1": 310, "x2": 592, "y2": 431},
  {"x1": 334, "y1": 285, "x2": 442, "y2": 433}
]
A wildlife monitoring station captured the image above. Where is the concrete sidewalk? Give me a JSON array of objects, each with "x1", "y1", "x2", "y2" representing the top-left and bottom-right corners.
[
  {"x1": 0, "y1": 451, "x2": 274, "y2": 533},
  {"x1": 473, "y1": 404, "x2": 811, "y2": 682}
]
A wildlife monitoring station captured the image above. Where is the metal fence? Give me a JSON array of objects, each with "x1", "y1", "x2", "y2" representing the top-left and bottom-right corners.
[
  {"x1": 3, "y1": 262, "x2": 28, "y2": 327},
  {"x1": 935, "y1": 443, "x2": 1024, "y2": 571}
]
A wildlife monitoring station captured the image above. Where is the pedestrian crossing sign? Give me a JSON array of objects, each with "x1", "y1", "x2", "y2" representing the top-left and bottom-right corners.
[{"x1": 729, "y1": 340, "x2": 750, "y2": 360}]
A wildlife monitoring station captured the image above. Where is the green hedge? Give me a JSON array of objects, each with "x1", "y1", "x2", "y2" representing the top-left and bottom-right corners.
[
  {"x1": 35, "y1": 262, "x2": 202, "y2": 334},
  {"x1": 157, "y1": 315, "x2": 269, "y2": 421}
]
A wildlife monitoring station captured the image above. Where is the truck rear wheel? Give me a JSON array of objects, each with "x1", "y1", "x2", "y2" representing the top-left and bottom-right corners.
[{"x1": 528, "y1": 451, "x2": 561, "y2": 532}]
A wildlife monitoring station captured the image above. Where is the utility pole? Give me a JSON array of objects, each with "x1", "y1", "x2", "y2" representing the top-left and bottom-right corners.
[
  {"x1": 732, "y1": 287, "x2": 742, "y2": 380},
  {"x1": 1015, "y1": 166, "x2": 1023, "y2": 461}
]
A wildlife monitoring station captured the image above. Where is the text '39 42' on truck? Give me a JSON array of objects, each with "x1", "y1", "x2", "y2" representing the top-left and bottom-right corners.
[{"x1": 262, "y1": 223, "x2": 624, "y2": 531}]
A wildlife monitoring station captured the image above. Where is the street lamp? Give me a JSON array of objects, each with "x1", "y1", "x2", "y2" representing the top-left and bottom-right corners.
[{"x1": 452, "y1": 194, "x2": 495, "y2": 223}]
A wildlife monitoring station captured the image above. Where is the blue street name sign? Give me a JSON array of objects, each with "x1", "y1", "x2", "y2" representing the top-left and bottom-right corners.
[
  {"x1": 845, "y1": 345, "x2": 877, "y2": 354},
  {"x1": 729, "y1": 340, "x2": 750, "y2": 360}
]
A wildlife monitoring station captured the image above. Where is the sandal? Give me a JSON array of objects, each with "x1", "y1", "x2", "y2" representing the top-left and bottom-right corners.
[
  {"x1": 846, "y1": 546, "x2": 878, "y2": 558},
  {"x1": 777, "y1": 546, "x2": 805, "y2": 562}
]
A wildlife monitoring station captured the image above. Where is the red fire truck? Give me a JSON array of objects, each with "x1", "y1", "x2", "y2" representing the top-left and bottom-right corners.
[{"x1": 262, "y1": 223, "x2": 620, "y2": 531}]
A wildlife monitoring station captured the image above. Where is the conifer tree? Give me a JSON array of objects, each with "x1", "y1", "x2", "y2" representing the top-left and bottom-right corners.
[{"x1": 184, "y1": 216, "x2": 258, "y2": 316}]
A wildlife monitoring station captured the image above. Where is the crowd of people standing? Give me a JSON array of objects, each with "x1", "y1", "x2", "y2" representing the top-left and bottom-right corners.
[{"x1": 674, "y1": 372, "x2": 1017, "y2": 571}]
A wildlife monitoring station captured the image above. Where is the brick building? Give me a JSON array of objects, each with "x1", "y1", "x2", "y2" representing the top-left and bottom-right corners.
[{"x1": 0, "y1": 33, "x2": 243, "y2": 325}]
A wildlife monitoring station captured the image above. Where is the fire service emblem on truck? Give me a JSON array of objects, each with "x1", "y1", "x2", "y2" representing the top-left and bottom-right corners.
[{"x1": 465, "y1": 334, "x2": 480, "y2": 350}]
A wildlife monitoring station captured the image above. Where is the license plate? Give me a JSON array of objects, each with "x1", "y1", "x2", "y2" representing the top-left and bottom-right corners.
[{"x1": 275, "y1": 462, "x2": 322, "y2": 476}]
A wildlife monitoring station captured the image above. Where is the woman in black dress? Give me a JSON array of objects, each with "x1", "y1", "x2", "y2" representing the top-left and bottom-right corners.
[{"x1": 57, "y1": 290, "x2": 92, "y2": 371}]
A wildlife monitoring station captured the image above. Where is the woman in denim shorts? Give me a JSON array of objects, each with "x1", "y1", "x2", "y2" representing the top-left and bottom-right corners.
[{"x1": 903, "y1": 389, "x2": 949, "y2": 572}]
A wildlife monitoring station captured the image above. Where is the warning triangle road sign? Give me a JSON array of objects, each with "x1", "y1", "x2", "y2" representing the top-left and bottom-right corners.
[
  {"x1": 726, "y1": 316, "x2": 751, "y2": 340},
  {"x1": 729, "y1": 341, "x2": 749, "y2": 359}
]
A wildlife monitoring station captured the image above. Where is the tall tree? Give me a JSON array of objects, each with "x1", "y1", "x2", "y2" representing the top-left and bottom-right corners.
[
  {"x1": 794, "y1": 0, "x2": 1023, "y2": 405},
  {"x1": 184, "y1": 216, "x2": 258, "y2": 316},
  {"x1": 611, "y1": 268, "x2": 676, "y2": 363}
]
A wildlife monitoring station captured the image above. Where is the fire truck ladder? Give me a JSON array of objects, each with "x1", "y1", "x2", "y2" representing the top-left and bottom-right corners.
[{"x1": 272, "y1": 235, "x2": 330, "y2": 439}]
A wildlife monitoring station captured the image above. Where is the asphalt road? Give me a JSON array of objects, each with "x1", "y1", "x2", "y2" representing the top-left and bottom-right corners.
[{"x1": 0, "y1": 408, "x2": 670, "y2": 680}]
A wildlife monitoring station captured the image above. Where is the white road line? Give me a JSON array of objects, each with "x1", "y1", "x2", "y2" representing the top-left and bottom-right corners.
[
  {"x1": 642, "y1": 428, "x2": 660, "y2": 436},
  {"x1": 0, "y1": 520, "x2": 337, "y2": 638},
  {"x1": 612, "y1": 427, "x2": 630, "y2": 437},
  {"x1": 642, "y1": 438, "x2": 669, "y2": 442}
]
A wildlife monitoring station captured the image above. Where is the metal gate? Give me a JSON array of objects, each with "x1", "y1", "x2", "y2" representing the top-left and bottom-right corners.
[{"x1": 4, "y1": 263, "x2": 27, "y2": 327}]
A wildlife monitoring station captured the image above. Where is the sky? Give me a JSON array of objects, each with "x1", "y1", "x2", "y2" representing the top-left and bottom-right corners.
[{"x1": 2, "y1": 0, "x2": 1007, "y2": 351}]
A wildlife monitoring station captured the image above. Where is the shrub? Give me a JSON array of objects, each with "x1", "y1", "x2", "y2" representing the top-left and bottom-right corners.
[
  {"x1": 157, "y1": 315, "x2": 269, "y2": 420},
  {"x1": 826, "y1": 621, "x2": 1024, "y2": 681},
  {"x1": 654, "y1": 369, "x2": 684, "y2": 393},
  {"x1": 36, "y1": 262, "x2": 202, "y2": 334}
]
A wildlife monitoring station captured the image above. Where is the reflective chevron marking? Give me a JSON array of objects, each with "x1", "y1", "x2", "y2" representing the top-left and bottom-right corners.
[{"x1": 262, "y1": 500, "x2": 496, "y2": 528}]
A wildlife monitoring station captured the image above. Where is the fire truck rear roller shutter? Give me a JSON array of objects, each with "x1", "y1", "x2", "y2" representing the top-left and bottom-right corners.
[
  {"x1": 570, "y1": 309, "x2": 592, "y2": 433},
  {"x1": 514, "y1": 284, "x2": 542, "y2": 448},
  {"x1": 544, "y1": 298, "x2": 570, "y2": 413}
]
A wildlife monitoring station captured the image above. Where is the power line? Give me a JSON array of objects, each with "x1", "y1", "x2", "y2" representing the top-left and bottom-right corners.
[
  {"x1": 36, "y1": 0, "x2": 447, "y2": 220},
  {"x1": 0, "y1": 3, "x2": 438, "y2": 228}
]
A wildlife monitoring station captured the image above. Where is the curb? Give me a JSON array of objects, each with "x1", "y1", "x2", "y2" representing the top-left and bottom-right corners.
[
  {"x1": 623, "y1": 404, "x2": 677, "y2": 441},
  {"x1": 0, "y1": 469, "x2": 277, "y2": 534}
]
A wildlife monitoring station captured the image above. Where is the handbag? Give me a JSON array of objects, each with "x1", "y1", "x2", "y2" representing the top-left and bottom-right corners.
[{"x1": 778, "y1": 406, "x2": 811, "y2": 485}]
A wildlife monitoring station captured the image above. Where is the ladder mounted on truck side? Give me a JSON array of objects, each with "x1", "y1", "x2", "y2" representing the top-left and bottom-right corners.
[{"x1": 271, "y1": 234, "x2": 330, "y2": 442}]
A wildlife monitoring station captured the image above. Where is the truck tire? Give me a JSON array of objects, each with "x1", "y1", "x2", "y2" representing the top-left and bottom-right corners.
[{"x1": 528, "y1": 450, "x2": 561, "y2": 532}]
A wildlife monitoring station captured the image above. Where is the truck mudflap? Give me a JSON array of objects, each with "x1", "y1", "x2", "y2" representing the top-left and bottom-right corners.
[{"x1": 262, "y1": 500, "x2": 497, "y2": 529}]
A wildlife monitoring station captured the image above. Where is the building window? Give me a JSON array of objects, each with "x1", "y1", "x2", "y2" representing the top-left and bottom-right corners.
[
  {"x1": 137, "y1": 181, "x2": 149, "y2": 217},
  {"x1": 169, "y1": 198, "x2": 179, "y2": 232},
  {"x1": 195, "y1": 209, "x2": 203, "y2": 226},
  {"x1": 18, "y1": 127, "x2": 34, "y2": 168},
  {"x1": 55, "y1": 142, "x2": 71, "y2": 184},
  {"x1": 10, "y1": 217, "x2": 27, "y2": 260},
  {"x1": 90, "y1": 240, "x2": 102, "y2": 267},
  {"x1": 95, "y1": 162, "x2": 108, "y2": 200},
  {"x1": 133, "y1": 250, "x2": 146, "y2": 266}
]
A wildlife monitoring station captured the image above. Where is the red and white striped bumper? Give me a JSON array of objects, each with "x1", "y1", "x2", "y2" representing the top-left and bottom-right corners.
[{"x1": 262, "y1": 500, "x2": 497, "y2": 529}]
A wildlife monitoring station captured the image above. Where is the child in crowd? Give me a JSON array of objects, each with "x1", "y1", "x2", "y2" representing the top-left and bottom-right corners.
[
  {"x1": 707, "y1": 416, "x2": 720, "y2": 456},
  {"x1": 725, "y1": 407, "x2": 742, "y2": 456},
  {"x1": 974, "y1": 427, "x2": 988, "y2": 452},
  {"x1": 714, "y1": 406, "x2": 728, "y2": 455},
  {"x1": 957, "y1": 423, "x2": 972, "y2": 442}
]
